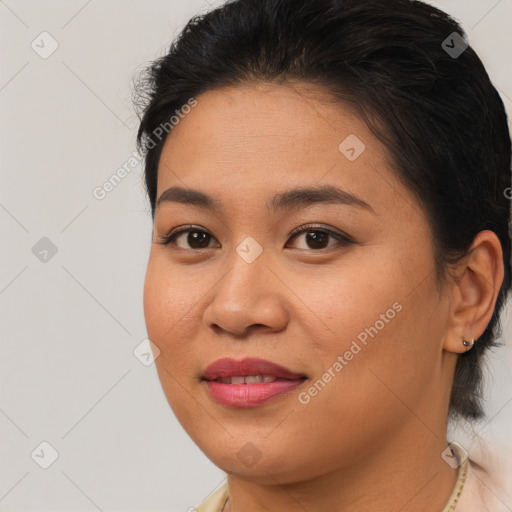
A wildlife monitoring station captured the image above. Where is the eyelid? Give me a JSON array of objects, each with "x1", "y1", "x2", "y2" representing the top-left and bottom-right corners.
[
  {"x1": 155, "y1": 224, "x2": 217, "y2": 248},
  {"x1": 287, "y1": 223, "x2": 354, "y2": 244},
  {"x1": 155, "y1": 223, "x2": 354, "y2": 250}
]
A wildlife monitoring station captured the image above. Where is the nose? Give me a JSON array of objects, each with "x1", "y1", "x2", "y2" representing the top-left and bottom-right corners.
[{"x1": 202, "y1": 249, "x2": 289, "y2": 337}]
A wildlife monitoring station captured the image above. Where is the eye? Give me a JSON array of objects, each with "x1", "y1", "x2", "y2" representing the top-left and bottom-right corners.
[
  {"x1": 155, "y1": 224, "x2": 354, "y2": 251},
  {"x1": 155, "y1": 225, "x2": 218, "y2": 250},
  {"x1": 286, "y1": 224, "x2": 354, "y2": 251}
]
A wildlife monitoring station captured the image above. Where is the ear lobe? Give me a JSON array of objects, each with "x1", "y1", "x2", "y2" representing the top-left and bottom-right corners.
[
  {"x1": 462, "y1": 338, "x2": 474, "y2": 350},
  {"x1": 442, "y1": 230, "x2": 504, "y2": 355}
]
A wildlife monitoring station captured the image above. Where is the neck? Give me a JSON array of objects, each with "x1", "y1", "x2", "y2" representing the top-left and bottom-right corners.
[{"x1": 224, "y1": 418, "x2": 458, "y2": 512}]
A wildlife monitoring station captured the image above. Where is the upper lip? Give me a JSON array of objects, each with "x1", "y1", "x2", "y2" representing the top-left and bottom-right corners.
[{"x1": 203, "y1": 357, "x2": 307, "y2": 381}]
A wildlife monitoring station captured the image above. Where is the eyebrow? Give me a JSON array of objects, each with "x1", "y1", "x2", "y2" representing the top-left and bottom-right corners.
[{"x1": 155, "y1": 185, "x2": 375, "y2": 214}]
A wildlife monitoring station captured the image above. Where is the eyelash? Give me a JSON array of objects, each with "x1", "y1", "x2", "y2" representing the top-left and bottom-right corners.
[{"x1": 155, "y1": 224, "x2": 354, "y2": 251}]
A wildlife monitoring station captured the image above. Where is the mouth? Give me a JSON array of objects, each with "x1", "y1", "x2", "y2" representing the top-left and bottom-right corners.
[
  {"x1": 202, "y1": 357, "x2": 308, "y2": 407},
  {"x1": 202, "y1": 356, "x2": 307, "y2": 381},
  {"x1": 209, "y1": 374, "x2": 300, "y2": 384}
]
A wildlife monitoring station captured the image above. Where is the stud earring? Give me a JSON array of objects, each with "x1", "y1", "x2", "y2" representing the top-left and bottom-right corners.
[{"x1": 462, "y1": 338, "x2": 474, "y2": 350}]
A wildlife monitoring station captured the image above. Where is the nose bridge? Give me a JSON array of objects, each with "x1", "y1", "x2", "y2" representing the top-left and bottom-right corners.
[
  {"x1": 204, "y1": 237, "x2": 288, "y2": 335},
  {"x1": 218, "y1": 236, "x2": 269, "y2": 308}
]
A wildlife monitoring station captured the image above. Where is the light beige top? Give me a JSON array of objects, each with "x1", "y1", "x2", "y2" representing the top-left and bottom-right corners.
[{"x1": 193, "y1": 443, "x2": 510, "y2": 511}]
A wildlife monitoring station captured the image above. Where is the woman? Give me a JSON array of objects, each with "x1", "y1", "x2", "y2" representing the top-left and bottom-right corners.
[{"x1": 134, "y1": 0, "x2": 511, "y2": 510}]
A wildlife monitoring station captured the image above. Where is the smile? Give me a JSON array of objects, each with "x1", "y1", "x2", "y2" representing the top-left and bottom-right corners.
[{"x1": 202, "y1": 357, "x2": 308, "y2": 407}]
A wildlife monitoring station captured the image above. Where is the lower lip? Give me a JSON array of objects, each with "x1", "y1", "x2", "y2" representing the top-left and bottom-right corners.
[{"x1": 203, "y1": 378, "x2": 306, "y2": 407}]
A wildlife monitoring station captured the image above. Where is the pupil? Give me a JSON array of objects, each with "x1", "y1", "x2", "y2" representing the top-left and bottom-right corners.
[
  {"x1": 306, "y1": 231, "x2": 327, "y2": 249},
  {"x1": 184, "y1": 231, "x2": 329, "y2": 249},
  {"x1": 189, "y1": 231, "x2": 210, "y2": 248}
]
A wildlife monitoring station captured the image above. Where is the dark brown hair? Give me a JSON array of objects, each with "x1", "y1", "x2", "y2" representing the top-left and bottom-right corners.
[{"x1": 134, "y1": 0, "x2": 512, "y2": 420}]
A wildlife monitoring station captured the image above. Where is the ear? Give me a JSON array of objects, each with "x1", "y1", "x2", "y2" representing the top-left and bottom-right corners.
[{"x1": 443, "y1": 230, "x2": 505, "y2": 354}]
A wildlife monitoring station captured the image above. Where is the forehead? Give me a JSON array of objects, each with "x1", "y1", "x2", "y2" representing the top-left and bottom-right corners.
[
  {"x1": 155, "y1": 82, "x2": 415, "y2": 222},
  {"x1": 164, "y1": 83, "x2": 366, "y2": 150},
  {"x1": 159, "y1": 83, "x2": 388, "y2": 176}
]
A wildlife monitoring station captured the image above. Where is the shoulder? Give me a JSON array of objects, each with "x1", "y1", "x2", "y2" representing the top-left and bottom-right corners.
[
  {"x1": 456, "y1": 460, "x2": 511, "y2": 512},
  {"x1": 193, "y1": 482, "x2": 229, "y2": 512}
]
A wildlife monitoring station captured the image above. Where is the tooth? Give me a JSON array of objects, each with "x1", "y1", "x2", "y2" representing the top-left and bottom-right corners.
[
  {"x1": 262, "y1": 375, "x2": 277, "y2": 383},
  {"x1": 245, "y1": 375, "x2": 263, "y2": 384},
  {"x1": 219, "y1": 377, "x2": 232, "y2": 384},
  {"x1": 231, "y1": 376, "x2": 245, "y2": 385}
]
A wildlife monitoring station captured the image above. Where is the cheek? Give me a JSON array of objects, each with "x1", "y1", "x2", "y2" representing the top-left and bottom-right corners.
[
  {"x1": 320, "y1": 288, "x2": 439, "y2": 428},
  {"x1": 304, "y1": 258, "x2": 400, "y2": 355},
  {"x1": 301, "y1": 248, "x2": 438, "y2": 417},
  {"x1": 141, "y1": 233, "x2": 442, "y2": 475},
  {"x1": 143, "y1": 258, "x2": 201, "y2": 416},
  {"x1": 143, "y1": 255, "x2": 193, "y2": 342},
  {"x1": 143, "y1": 257, "x2": 195, "y2": 396},
  {"x1": 143, "y1": 261, "x2": 168, "y2": 345}
]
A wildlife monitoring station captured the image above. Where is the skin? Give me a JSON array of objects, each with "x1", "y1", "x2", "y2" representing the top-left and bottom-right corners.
[{"x1": 143, "y1": 81, "x2": 504, "y2": 512}]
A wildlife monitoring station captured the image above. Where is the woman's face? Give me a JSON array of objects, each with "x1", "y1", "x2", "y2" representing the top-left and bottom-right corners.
[{"x1": 144, "y1": 82, "x2": 454, "y2": 483}]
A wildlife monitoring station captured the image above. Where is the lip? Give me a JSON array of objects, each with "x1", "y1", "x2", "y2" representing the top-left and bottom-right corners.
[
  {"x1": 202, "y1": 357, "x2": 307, "y2": 408},
  {"x1": 203, "y1": 357, "x2": 306, "y2": 380}
]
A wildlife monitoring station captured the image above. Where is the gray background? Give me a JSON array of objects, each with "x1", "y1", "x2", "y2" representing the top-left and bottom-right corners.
[{"x1": 1, "y1": 0, "x2": 511, "y2": 511}]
